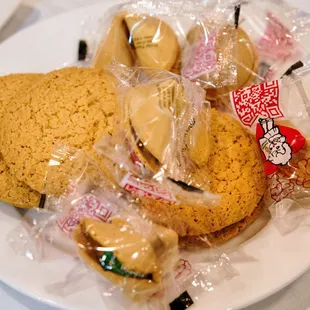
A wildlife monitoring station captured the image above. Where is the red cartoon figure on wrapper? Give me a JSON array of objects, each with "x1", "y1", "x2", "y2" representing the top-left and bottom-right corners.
[
  {"x1": 258, "y1": 118, "x2": 292, "y2": 166},
  {"x1": 256, "y1": 118, "x2": 306, "y2": 175}
]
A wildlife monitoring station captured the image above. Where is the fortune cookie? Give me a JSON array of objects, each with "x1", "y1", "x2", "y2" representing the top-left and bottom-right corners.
[
  {"x1": 208, "y1": 27, "x2": 258, "y2": 101},
  {"x1": 186, "y1": 24, "x2": 258, "y2": 101},
  {"x1": 125, "y1": 79, "x2": 210, "y2": 173},
  {"x1": 124, "y1": 14, "x2": 180, "y2": 70},
  {"x1": 73, "y1": 217, "x2": 178, "y2": 300},
  {"x1": 93, "y1": 15, "x2": 135, "y2": 68}
]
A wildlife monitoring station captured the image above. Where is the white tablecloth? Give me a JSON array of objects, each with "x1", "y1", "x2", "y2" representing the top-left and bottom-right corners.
[{"x1": 1, "y1": 0, "x2": 310, "y2": 309}]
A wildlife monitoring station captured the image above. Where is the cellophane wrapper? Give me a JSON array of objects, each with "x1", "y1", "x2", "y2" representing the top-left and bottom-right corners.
[
  {"x1": 95, "y1": 65, "x2": 220, "y2": 207},
  {"x1": 201, "y1": 0, "x2": 310, "y2": 108},
  {"x1": 90, "y1": 0, "x2": 237, "y2": 89},
  {"x1": 8, "y1": 144, "x2": 129, "y2": 260},
  {"x1": 7, "y1": 144, "x2": 237, "y2": 310},
  {"x1": 238, "y1": 0, "x2": 310, "y2": 82},
  {"x1": 229, "y1": 65, "x2": 310, "y2": 234}
]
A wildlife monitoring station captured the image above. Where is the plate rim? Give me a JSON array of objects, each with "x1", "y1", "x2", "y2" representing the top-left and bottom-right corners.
[
  {"x1": 0, "y1": 0, "x2": 21, "y2": 32},
  {"x1": 0, "y1": 1, "x2": 310, "y2": 310}
]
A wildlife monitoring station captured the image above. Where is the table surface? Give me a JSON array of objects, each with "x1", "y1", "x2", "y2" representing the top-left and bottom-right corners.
[{"x1": 1, "y1": 0, "x2": 310, "y2": 309}]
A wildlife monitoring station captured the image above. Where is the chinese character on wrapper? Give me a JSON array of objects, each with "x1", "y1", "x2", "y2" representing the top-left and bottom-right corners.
[
  {"x1": 230, "y1": 80, "x2": 283, "y2": 129},
  {"x1": 57, "y1": 194, "x2": 112, "y2": 237},
  {"x1": 120, "y1": 173, "x2": 176, "y2": 203}
]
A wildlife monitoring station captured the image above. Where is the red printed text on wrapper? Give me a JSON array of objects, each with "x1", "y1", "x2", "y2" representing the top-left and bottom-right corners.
[
  {"x1": 230, "y1": 80, "x2": 283, "y2": 129},
  {"x1": 269, "y1": 171, "x2": 296, "y2": 202},
  {"x1": 291, "y1": 158, "x2": 310, "y2": 188},
  {"x1": 120, "y1": 173, "x2": 176, "y2": 203},
  {"x1": 57, "y1": 194, "x2": 112, "y2": 237},
  {"x1": 182, "y1": 31, "x2": 217, "y2": 80},
  {"x1": 150, "y1": 258, "x2": 193, "y2": 300},
  {"x1": 257, "y1": 12, "x2": 299, "y2": 62},
  {"x1": 269, "y1": 157, "x2": 310, "y2": 202},
  {"x1": 175, "y1": 259, "x2": 193, "y2": 280}
]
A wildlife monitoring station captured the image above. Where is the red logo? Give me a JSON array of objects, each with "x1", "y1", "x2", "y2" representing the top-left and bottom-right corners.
[
  {"x1": 120, "y1": 173, "x2": 176, "y2": 203},
  {"x1": 230, "y1": 80, "x2": 283, "y2": 129},
  {"x1": 57, "y1": 194, "x2": 112, "y2": 237},
  {"x1": 256, "y1": 118, "x2": 305, "y2": 175}
]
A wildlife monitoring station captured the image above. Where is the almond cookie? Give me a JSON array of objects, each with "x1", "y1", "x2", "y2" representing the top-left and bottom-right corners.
[
  {"x1": 179, "y1": 201, "x2": 264, "y2": 248},
  {"x1": 0, "y1": 73, "x2": 42, "y2": 208},
  {"x1": 138, "y1": 109, "x2": 267, "y2": 238},
  {"x1": 0, "y1": 154, "x2": 41, "y2": 208},
  {"x1": 0, "y1": 74, "x2": 41, "y2": 116},
  {"x1": 1, "y1": 67, "x2": 117, "y2": 194}
]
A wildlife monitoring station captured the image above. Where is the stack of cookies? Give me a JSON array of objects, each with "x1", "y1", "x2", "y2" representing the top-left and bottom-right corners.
[
  {"x1": 137, "y1": 109, "x2": 267, "y2": 247},
  {"x1": 0, "y1": 65, "x2": 268, "y2": 248},
  {"x1": 0, "y1": 67, "x2": 117, "y2": 208}
]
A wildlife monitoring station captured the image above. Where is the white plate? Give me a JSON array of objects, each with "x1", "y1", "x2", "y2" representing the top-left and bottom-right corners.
[
  {"x1": 291, "y1": 0, "x2": 310, "y2": 12},
  {"x1": 0, "y1": 0, "x2": 21, "y2": 32},
  {"x1": 1, "y1": 1, "x2": 310, "y2": 310}
]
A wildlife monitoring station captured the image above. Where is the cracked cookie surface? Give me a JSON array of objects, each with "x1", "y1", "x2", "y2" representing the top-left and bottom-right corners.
[
  {"x1": 0, "y1": 73, "x2": 42, "y2": 208},
  {"x1": 1, "y1": 67, "x2": 116, "y2": 194},
  {"x1": 139, "y1": 109, "x2": 267, "y2": 237}
]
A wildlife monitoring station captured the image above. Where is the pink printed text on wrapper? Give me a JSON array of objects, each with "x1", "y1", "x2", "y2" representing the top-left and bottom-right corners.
[
  {"x1": 230, "y1": 80, "x2": 283, "y2": 130},
  {"x1": 57, "y1": 194, "x2": 112, "y2": 237},
  {"x1": 257, "y1": 12, "x2": 299, "y2": 62},
  {"x1": 182, "y1": 31, "x2": 217, "y2": 80},
  {"x1": 120, "y1": 173, "x2": 176, "y2": 203}
]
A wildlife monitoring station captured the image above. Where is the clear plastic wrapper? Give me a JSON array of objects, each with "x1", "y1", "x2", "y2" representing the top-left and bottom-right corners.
[
  {"x1": 9, "y1": 208, "x2": 238, "y2": 309},
  {"x1": 8, "y1": 145, "x2": 237, "y2": 310},
  {"x1": 42, "y1": 143, "x2": 121, "y2": 210},
  {"x1": 239, "y1": 0, "x2": 310, "y2": 81},
  {"x1": 76, "y1": 0, "x2": 310, "y2": 105},
  {"x1": 228, "y1": 65, "x2": 310, "y2": 234},
  {"x1": 73, "y1": 213, "x2": 179, "y2": 308},
  {"x1": 91, "y1": 0, "x2": 237, "y2": 90},
  {"x1": 94, "y1": 67, "x2": 267, "y2": 248},
  {"x1": 206, "y1": 0, "x2": 310, "y2": 105},
  {"x1": 95, "y1": 65, "x2": 220, "y2": 206},
  {"x1": 8, "y1": 145, "x2": 130, "y2": 260}
]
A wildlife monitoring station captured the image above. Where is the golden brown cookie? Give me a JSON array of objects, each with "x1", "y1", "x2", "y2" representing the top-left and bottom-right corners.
[
  {"x1": 0, "y1": 154, "x2": 41, "y2": 208},
  {"x1": 179, "y1": 201, "x2": 264, "y2": 248},
  {"x1": 138, "y1": 109, "x2": 267, "y2": 237},
  {"x1": 0, "y1": 74, "x2": 41, "y2": 116},
  {"x1": 0, "y1": 74, "x2": 43, "y2": 208},
  {"x1": 0, "y1": 67, "x2": 117, "y2": 194}
]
